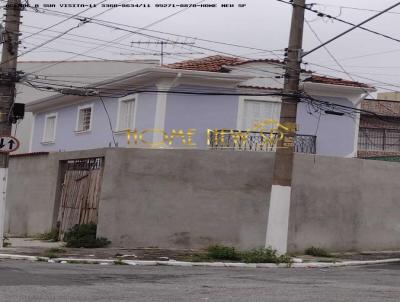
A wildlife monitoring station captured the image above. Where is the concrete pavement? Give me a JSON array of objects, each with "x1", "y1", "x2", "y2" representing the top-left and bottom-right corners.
[{"x1": 0, "y1": 260, "x2": 399, "y2": 301}]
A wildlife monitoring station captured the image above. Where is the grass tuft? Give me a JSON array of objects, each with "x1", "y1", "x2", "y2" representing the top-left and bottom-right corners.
[
  {"x1": 41, "y1": 248, "x2": 66, "y2": 259},
  {"x1": 2, "y1": 235, "x2": 11, "y2": 247},
  {"x1": 34, "y1": 230, "x2": 59, "y2": 242},
  {"x1": 305, "y1": 246, "x2": 333, "y2": 258},
  {"x1": 64, "y1": 223, "x2": 111, "y2": 248},
  {"x1": 206, "y1": 245, "x2": 240, "y2": 261},
  {"x1": 185, "y1": 245, "x2": 294, "y2": 266}
]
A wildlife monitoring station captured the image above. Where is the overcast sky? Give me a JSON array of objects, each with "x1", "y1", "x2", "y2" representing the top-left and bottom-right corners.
[{"x1": 14, "y1": 0, "x2": 400, "y2": 93}]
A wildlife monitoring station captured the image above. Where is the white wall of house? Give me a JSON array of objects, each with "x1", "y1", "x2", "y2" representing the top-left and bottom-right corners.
[
  {"x1": 14, "y1": 60, "x2": 159, "y2": 154},
  {"x1": 26, "y1": 65, "x2": 371, "y2": 158}
]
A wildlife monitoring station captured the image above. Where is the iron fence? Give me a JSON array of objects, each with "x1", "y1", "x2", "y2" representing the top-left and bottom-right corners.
[
  {"x1": 358, "y1": 128, "x2": 400, "y2": 152},
  {"x1": 208, "y1": 130, "x2": 316, "y2": 154}
]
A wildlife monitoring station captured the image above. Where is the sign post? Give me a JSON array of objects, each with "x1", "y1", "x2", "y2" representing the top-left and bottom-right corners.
[{"x1": 0, "y1": 136, "x2": 19, "y2": 247}]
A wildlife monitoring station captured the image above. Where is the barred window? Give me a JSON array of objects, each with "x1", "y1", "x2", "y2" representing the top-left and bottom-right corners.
[
  {"x1": 76, "y1": 105, "x2": 93, "y2": 132},
  {"x1": 358, "y1": 128, "x2": 400, "y2": 152}
]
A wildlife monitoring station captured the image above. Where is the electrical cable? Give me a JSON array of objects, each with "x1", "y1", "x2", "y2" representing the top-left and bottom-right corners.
[
  {"x1": 303, "y1": 1, "x2": 400, "y2": 57},
  {"x1": 7, "y1": 0, "x2": 129, "y2": 65},
  {"x1": 277, "y1": 0, "x2": 400, "y2": 49},
  {"x1": 21, "y1": 2, "x2": 210, "y2": 74},
  {"x1": 99, "y1": 95, "x2": 117, "y2": 147},
  {"x1": 22, "y1": 80, "x2": 287, "y2": 97},
  {"x1": 313, "y1": 3, "x2": 400, "y2": 15},
  {"x1": 24, "y1": 5, "x2": 284, "y2": 60},
  {"x1": 20, "y1": 0, "x2": 109, "y2": 41},
  {"x1": 305, "y1": 20, "x2": 400, "y2": 116},
  {"x1": 305, "y1": 62, "x2": 400, "y2": 92}
]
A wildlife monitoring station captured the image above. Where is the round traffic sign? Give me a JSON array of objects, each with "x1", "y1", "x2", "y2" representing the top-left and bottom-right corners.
[{"x1": 0, "y1": 136, "x2": 20, "y2": 153}]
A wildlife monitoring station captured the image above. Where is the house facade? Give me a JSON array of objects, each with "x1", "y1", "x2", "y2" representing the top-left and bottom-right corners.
[
  {"x1": 14, "y1": 59, "x2": 159, "y2": 153},
  {"x1": 26, "y1": 56, "x2": 374, "y2": 157},
  {"x1": 358, "y1": 97, "x2": 400, "y2": 159}
]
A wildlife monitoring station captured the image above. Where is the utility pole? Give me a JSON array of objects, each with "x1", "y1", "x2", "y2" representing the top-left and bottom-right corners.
[
  {"x1": 0, "y1": 0, "x2": 22, "y2": 248},
  {"x1": 265, "y1": 0, "x2": 305, "y2": 254}
]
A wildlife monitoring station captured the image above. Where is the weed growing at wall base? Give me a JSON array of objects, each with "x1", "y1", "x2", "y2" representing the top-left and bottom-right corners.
[
  {"x1": 2, "y1": 235, "x2": 11, "y2": 247},
  {"x1": 187, "y1": 245, "x2": 293, "y2": 266},
  {"x1": 305, "y1": 246, "x2": 333, "y2": 258},
  {"x1": 206, "y1": 245, "x2": 240, "y2": 261},
  {"x1": 64, "y1": 223, "x2": 111, "y2": 248},
  {"x1": 41, "y1": 248, "x2": 66, "y2": 259},
  {"x1": 34, "y1": 229, "x2": 59, "y2": 242}
]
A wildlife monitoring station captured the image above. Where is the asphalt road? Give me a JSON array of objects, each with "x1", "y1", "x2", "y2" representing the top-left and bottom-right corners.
[{"x1": 0, "y1": 260, "x2": 399, "y2": 302}]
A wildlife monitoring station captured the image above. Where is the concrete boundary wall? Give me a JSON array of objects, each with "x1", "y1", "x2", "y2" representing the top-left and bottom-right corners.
[
  {"x1": 5, "y1": 149, "x2": 107, "y2": 236},
  {"x1": 288, "y1": 154, "x2": 400, "y2": 252},
  {"x1": 5, "y1": 148, "x2": 400, "y2": 252},
  {"x1": 97, "y1": 149, "x2": 273, "y2": 250}
]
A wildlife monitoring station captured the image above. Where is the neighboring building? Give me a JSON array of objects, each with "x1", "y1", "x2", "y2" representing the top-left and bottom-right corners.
[
  {"x1": 358, "y1": 98, "x2": 400, "y2": 158},
  {"x1": 14, "y1": 60, "x2": 159, "y2": 153},
  {"x1": 377, "y1": 91, "x2": 400, "y2": 102},
  {"x1": 26, "y1": 56, "x2": 374, "y2": 157}
]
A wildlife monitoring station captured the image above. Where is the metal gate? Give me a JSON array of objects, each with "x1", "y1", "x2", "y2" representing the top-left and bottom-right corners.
[{"x1": 57, "y1": 157, "x2": 104, "y2": 240}]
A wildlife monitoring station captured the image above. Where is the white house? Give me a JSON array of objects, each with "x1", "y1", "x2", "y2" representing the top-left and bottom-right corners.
[
  {"x1": 14, "y1": 59, "x2": 159, "y2": 153},
  {"x1": 25, "y1": 56, "x2": 375, "y2": 157}
]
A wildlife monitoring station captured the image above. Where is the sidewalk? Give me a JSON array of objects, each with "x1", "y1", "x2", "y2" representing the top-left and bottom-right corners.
[
  {"x1": 2, "y1": 238, "x2": 201, "y2": 261},
  {"x1": 1, "y1": 238, "x2": 400, "y2": 268}
]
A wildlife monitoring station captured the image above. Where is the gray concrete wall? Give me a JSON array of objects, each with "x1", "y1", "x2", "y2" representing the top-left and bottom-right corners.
[
  {"x1": 288, "y1": 154, "x2": 400, "y2": 253},
  {"x1": 97, "y1": 148, "x2": 273, "y2": 250},
  {"x1": 6, "y1": 148, "x2": 400, "y2": 253},
  {"x1": 5, "y1": 153, "x2": 58, "y2": 236}
]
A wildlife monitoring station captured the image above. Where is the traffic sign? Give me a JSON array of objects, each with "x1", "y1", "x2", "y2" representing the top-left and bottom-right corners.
[{"x1": 0, "y1": 136, "x2": 19, "y2": 153}]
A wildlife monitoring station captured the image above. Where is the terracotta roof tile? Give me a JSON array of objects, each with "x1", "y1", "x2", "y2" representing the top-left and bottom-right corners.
[
  {"x1": 304, "y1": 75, "x2": 371, "y2": 88},
  {"x1": 166, "y1": 56, "x2": 370, "y2": 88},
  {"x1": 165, "y1": 55, "x2": 288, "y2": 72},
  {"x1": 165, "y1": 55, "x2": 246, "y2": 72}
]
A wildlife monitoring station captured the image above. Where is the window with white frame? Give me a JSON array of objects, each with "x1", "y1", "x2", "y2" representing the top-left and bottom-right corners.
[
  {"x1": 117, "y1": 96, "x2": 136, "y2": 131},
  {"x1": 242, "y1": 99, "x2": 281, "y2": 130},
  {"x1": 76, "y1": 104, "x2": 93, "y2": 132},
  {"x1": 42, "y1": 113, "x2": 57, "y2": 143}
]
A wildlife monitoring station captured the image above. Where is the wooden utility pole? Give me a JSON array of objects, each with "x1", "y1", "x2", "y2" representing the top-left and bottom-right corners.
[
  {"x1": 0, "y1": 0, "x2": 22, "y2": 248},
  {"x1": 265, "y1": 0, "x2": 305, "y2": 254}
]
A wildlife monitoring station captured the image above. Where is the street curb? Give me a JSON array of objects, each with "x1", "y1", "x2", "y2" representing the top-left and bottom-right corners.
[{"x1": 0, "y1": 253, "x2": 399, "y2": 268}]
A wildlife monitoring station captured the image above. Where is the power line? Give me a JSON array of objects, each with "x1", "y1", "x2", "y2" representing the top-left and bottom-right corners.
[
  {"x1": 21, "y1": 23, "x2": 167, "y2": 55},
  {"x1": 303, "y1": 1, "x2": 400, "y2": 57},
  {"x1": 303, "y1": 21, "x2": 399, "y2": 115},
  {"x1": 313, "y1": 3, "x2": 400, "y2": 15},
  {"x1": 21, "y1": 1, "x2": 209, "y2": 74},
  {"x1": 22, "y1": 80, "x2": 288, "y2": 98},
  {"x1": 277, "y1": 0, "x2": 400, "y2": 49},
  {"x1": 305, "y1": 19, "x2": 354, "y2": 82},
  {"x1": 6, "y1": 0, "x2": 119, "y2": 63},
  {"x1": 24, "y1": 5, "x2": 284, "y2": 60},
  {"x1": 304, "y1": 18, "x2": 384, "y2": 114},
  {"x1": 20, "y1": 0, "x2": 109, "y2": 41},
  {"x1": 24, "y1": 76, "x2": 283, "y2": 93},
  {"x1": 99, "y1": 95, "x2": 117, "y2": 147},
  {"x1": 305, "y1": 62, "x2": 400, "y2": 92},
  {"x1": 21, "y1": 5, "x2": 296, "y2": 80}
]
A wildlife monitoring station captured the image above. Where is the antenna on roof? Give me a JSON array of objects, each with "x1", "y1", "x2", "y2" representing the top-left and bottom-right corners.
[{"x1": 129, "y1": 40, "x2": 195, "y2": 66}]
